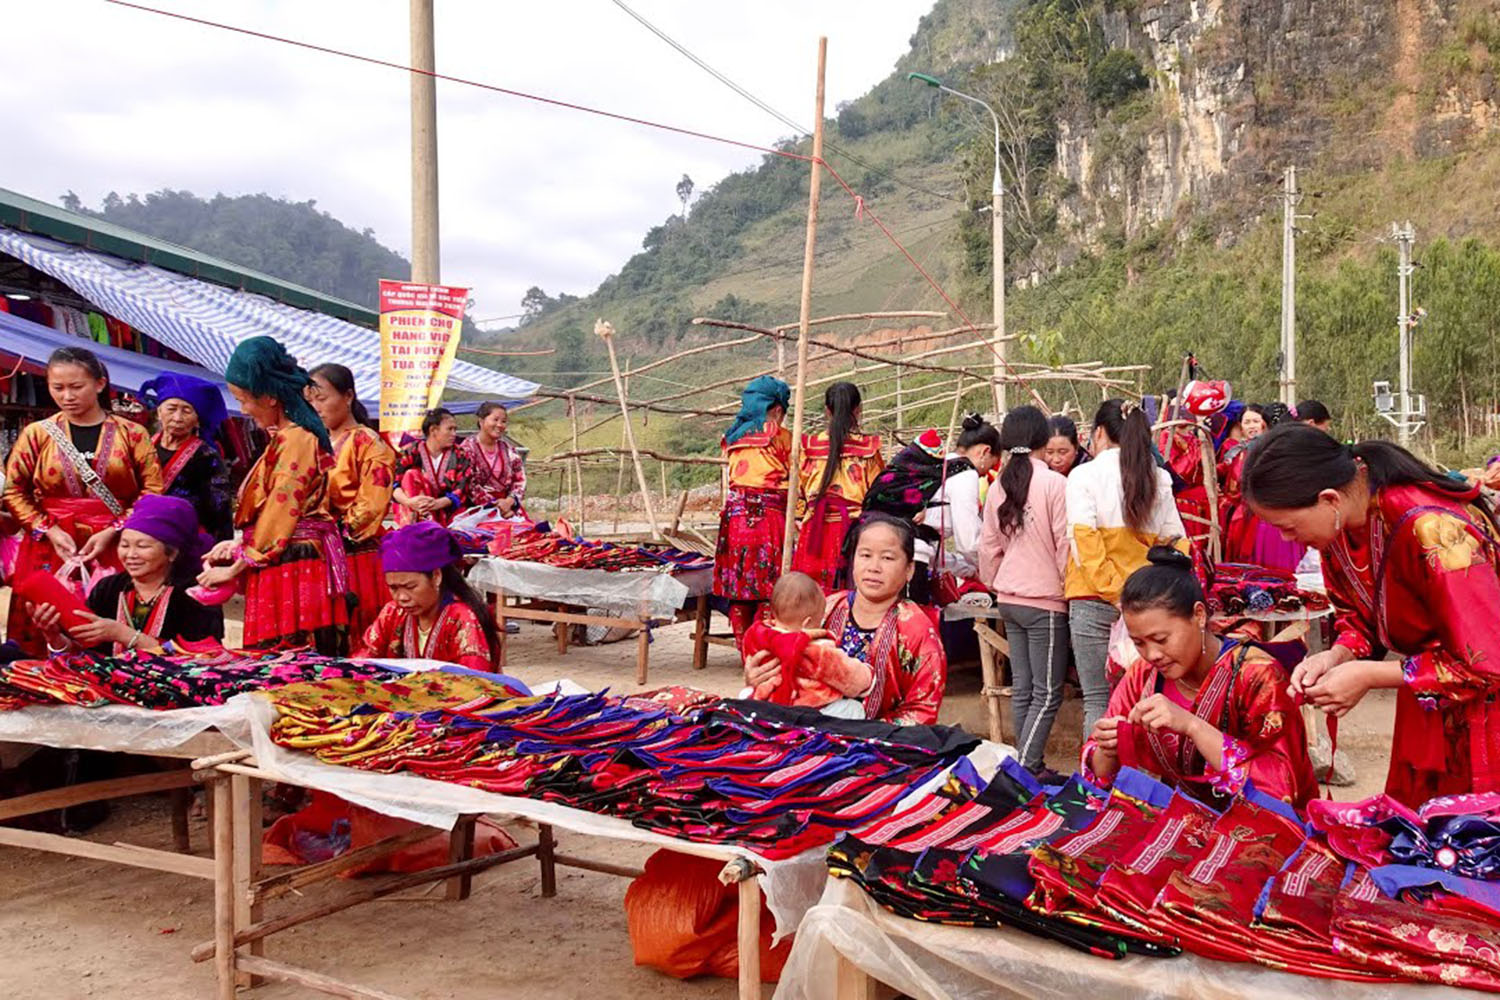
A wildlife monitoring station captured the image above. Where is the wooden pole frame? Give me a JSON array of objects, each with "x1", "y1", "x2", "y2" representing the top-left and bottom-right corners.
[
  {"x1": 597, "y1": 325, "x2": 660, "y2": 538},
  {"x1": 781, "y1": 37, "x2": 828, "y2": 573}
]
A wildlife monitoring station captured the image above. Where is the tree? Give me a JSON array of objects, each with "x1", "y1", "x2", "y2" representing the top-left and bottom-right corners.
[
  {"x1": 520, "y1": 286, "x2": 552, "y2": 324},
  {"x1": 59, "y1": 191, "x2": 82, "y2": 212},
  {"x1": 676, "y1": 174, "x2": 695, "y2": 220}
]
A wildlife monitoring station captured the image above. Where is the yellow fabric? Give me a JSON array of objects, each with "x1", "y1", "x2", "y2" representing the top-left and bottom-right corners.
[
  {"x1": 1064, "y1": 525, "x2": 1190, "y2": 605},
  {"x1": 1, "y1": 414, "x2": 162, "y2": 530},
  {"x1": 236, "y1": 425, "x2": 330, "y2": 564},
  {"x1": 796, "y1": 432, "x2": 884, "y2": 518},
  {"x1": 723, "y1": 425, "x2": 791, "y2": 489},
  {"x1": 327, "y1": 425, "x2": 396, "y2": 544}
]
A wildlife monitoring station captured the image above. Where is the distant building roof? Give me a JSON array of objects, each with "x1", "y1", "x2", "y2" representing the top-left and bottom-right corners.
[{"x1": 0, "y1": 187, "x2": 379, "y2": 327}]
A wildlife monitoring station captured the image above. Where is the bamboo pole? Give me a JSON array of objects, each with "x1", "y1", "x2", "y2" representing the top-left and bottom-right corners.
[
  {"x1": 770, "y1": 310, "x2": 945, "y2": 331},
  {"x1": 946, "y1": 375, "x2": 968, "y2": 447},
  {"x1": 894, "y1": 336, "x2": 904, "y2": 425},
  {"x1": 568, "y1": 394, "x2": 585, "y2": 535},
  {"x1": 548, "y1": 447, "x2": 726, "y2": 466},
  {"x1": 781, "y1": 37, "x2": 827, "y2": 572},
  {"x1": 596, "y1": 322, "x2": 660, "y2": 539}
]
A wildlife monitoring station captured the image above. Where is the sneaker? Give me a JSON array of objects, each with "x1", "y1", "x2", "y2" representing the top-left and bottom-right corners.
[{"x1": 505, "y1": 621, "x2": 520, "y2": 634}]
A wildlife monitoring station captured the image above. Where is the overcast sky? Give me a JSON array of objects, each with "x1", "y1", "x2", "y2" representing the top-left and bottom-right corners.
[{"x1": 5, "y1": 0, "x2": 930, "y2": 318}]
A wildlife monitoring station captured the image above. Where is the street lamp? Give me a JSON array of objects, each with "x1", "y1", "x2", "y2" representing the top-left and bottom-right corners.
[{"x1": 909, "y1": 71, "x2": 1006, "y2": 413}]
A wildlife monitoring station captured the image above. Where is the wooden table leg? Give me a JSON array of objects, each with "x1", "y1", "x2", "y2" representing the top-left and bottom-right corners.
[
  {"x1": 976, "y1": 623, "x2": 1005, "y2": 746},
  {"x1": 211, "y1": 776, "x2": 236, "y2": 1000},
  {"x1": 494, "y1": 589, "x2": 508, "y2": 669},
  {"x1": 835, "y1": 951, "x2": 877, "y2": 1000},
  {"x1": 537, "y1": 822, "x2": 557, "y2": 899},
  {"x1": 636, "y1": 627, "x2": 650, "y2": 686},
  {"x1": 231, "y1": 772, "x2": 264, "y2": 987},
  {"x1": 737, "y1": 877, "x2": 761, "y2": 1000},
  {"x1": 692, "y1": 594, "x2": 710, "y2": 671},
  {"x1": 170, "y1": 759, "x2": 191, "y2": 854},
  {"x1": 446, "y1": 815, "x2": 478, "y2": 901}
]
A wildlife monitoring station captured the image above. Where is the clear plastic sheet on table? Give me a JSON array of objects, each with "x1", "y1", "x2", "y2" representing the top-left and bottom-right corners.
[
  {"x1": 467, "y1": 557, "x2": 707, "y2": 621},
  {"x1": 238, "y1": 692, "x2": 1012, "y2": 942},
  {"x1": 0, "y1": 701, "x2": 249, "y2": 755},
  {"x1": 774, "y1": 878, "x2": 1490, "y2": 1000}
]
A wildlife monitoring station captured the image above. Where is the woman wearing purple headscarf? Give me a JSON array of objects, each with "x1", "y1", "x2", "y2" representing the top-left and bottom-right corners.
[
  {"x1": 32, "y1": 494, "x2": 225, "y2": 654},
  {"x1": 352, "y1": 521, "x2": 501, "y2": 671}
]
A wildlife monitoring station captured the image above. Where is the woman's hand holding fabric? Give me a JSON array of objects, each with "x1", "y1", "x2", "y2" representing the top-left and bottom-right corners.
[
  {"x1": 1129, "y1": 692, "x2": 1198, "y2": 736},
  {"x1": 76, "y1": 526, "x2": 118, "y2": 564},
  {"x1": 46, "y1": 526, "x2": 77, "y2": 560},
  {"x1": 743, "y1": 648, "x2": 781, "y2": 692}
]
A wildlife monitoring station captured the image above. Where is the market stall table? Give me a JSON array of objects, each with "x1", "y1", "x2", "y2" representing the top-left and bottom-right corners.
[
  {"x1": 191, "y1": 689, "x2": 961, "y2": 1000},
  {"x1": 467, "y1": 556, "x2": 732, "y2": 683},
  {"x1": 776, "y1": 878, "x2": 1489, "y2": 1000}
]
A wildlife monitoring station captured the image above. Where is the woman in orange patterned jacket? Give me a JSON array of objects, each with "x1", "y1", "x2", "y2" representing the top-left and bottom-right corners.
[
  {"x1": 791, "y1": 382, "x2": 884, "y2": 592},
  {"x1": 198, "y1": 337, "x2": 349, "y2": 655},
  {"x1": 714, "y1": 376, "x2": 792, "y2": 644}
]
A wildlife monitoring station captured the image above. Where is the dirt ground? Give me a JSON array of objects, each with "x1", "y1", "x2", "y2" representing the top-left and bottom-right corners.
[{"x1": 0, "y1": 613, "x2": 1400, "y2": 1000}]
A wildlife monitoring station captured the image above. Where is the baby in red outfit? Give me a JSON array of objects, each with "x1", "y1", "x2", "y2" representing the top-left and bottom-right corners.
[{"x1": 743, "y1": 572, "x2": 868, "y2": 719}]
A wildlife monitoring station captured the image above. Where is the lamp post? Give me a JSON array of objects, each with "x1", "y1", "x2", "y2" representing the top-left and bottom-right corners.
[{"x1": 909, "y1": 71, "x2": 1005, "y2": 414}]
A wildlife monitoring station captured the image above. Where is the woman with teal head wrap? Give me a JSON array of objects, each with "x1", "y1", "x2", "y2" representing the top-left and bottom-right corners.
[
  {"x1": 200, "y1": 335, "x2": 351, "y2": 654},
  {"x1": 722, "y1": 375, "x2": 790, "y2": 446},
  {"x1": 714, "y1": 375, "x2": 793, "y2": 643},
  {"x1": 223, "y1": 336, "x2": 331, "y2": 452}
]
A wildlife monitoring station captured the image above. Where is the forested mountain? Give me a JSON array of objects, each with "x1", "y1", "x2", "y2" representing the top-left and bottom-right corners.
[
  {"x1": 59, "y1": 189, "x2": 409, "y2": 309},
  {"x1": 505, "y1": 0, "x2": 1500, "y2": 465}
]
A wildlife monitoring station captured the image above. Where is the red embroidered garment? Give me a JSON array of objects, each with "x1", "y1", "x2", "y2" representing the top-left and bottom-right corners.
[
  {"x1": 354, "y1": 599, "x2": 495, "y2": 672},
  {"x1": 460, "y1": 435, "x2": 526, "y2": 511},
  {"x1": 1150, "y1": 795, "x2": 1307, "y2": 962},
  {"x1": 1094, "y1": 792, "x2": 1217, "y2": 935},
  {"x1": 743, "y1": 622, "x2": 861, "y2": 709},
  {"x1": 1250, "y1": 841, "x2": 1398, "y2": 981},
  {"x1": 1320, "y1": 482, "x2": 1500, "y2": 805},
  {"x1": 1331, "y1": 869, "x2": 1500, "y2": 991},
  {"x1": 393, "y1": 442, "x2": 477, "y2": 527},
  {"x1": 1082, "y1": 639, "x2": 1317, "y2": 808},
  {"x1": 820, "y1": 592, "x2": 945, "y2": 726}
]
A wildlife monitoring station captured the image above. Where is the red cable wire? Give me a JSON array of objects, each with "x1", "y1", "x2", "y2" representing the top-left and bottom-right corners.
[{"x1": 107, "y1": 0, "x2": 1059, "y2": 407}]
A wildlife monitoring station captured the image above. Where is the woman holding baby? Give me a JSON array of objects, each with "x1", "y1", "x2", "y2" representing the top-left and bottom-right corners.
[{"x1": 743, "y1": 513, "x2": 947, "y2": 726}]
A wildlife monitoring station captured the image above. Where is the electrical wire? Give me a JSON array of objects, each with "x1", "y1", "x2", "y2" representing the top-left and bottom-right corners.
[{"x1": 607, "y1": 0, "x2": 964, "y2": 206}]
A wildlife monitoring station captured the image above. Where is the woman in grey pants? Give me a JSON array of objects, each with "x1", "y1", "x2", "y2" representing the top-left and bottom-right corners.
[{"x1": 977, "y1": 406, "x2": 1072, "y2": 773}]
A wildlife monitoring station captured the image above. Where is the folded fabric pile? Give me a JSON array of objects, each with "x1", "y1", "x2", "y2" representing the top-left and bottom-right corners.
[
  {"x1": 0, "y1": 649, "x2": 400, "y2": 711},
  {"x1": 488, "y1": 526, "x2": 711, "y2": 573},
  {"x1": 267, "y1": 686, "x2": 974, "y2": 861},
  {"x1": 1207, "y1": 562, "x2": 1331, "y2": 617},
  {"x1": 831, "y1": 765, "x2": 1500, "y2": 989}
]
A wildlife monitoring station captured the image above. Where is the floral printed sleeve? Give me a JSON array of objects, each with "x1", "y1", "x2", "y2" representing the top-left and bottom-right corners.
[
  {"x1": 884, "y1": 604, "x2": 946, "y2": 726},
  {"x1": 1214, "y1": 658, "x2": 1311, "y2": 805},
  {"x1": 125, "y1": 420, "x2": 165, "y2": 498},
  {"x1": 2, "y1": 423, "x2": 51, "y2": 531},
  {"x1": 347, "y1": 434, "x2": 396, "y2": 540},
  {"x1": 242, "y1": 430, "x2": 323, "y2": 566},
  {"x1": 1395, "y1": 511, "x2": 1500, "y2": 707}
]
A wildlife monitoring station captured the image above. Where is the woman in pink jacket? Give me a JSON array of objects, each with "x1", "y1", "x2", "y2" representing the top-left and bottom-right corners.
[{"x1": 978, "y1": 405, "x2": 1071, "y2": 775}]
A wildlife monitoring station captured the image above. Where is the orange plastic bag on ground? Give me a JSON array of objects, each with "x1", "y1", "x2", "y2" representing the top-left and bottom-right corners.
[
  {"x1": 623, "y1": 848, "x2": 792, "y2": 983},
  {"x1": 262, "y1": 790, "x2": 516, "y2": 875}
]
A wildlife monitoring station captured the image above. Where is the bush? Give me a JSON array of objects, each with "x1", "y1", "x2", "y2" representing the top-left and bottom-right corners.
[{"x1": 1087, "y1": 49, "x2": 1149, "y2": 108}]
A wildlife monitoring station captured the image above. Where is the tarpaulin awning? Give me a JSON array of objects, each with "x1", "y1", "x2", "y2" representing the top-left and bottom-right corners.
[
  {"x1": 0, "y1": 307, "x2": 492, "y2": 417},
  {"x1": 0, "y1": 226, "x2": 538, "y2": 404}
]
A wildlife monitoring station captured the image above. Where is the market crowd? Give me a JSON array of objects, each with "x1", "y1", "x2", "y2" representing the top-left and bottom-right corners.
[
  {"x1": 714, "y1": 374, "x2": 1500, "y2": 811},
  {"x1": 2, "y1": 339, "x2": 1497, "y2": 814}
]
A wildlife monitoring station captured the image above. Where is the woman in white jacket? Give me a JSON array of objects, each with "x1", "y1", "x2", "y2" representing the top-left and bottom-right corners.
[{"x1": 1064, "y1": 398, "x2": 1188, "y2": 736}]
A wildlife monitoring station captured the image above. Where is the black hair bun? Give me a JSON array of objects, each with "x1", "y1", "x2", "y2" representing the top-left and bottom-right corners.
[
  {"x1": 961, "y1": 412, "x2": 986, "y2": 433},
  {"x1": 1146, "y1": 545, "x2": 1193, "y2": 572}
]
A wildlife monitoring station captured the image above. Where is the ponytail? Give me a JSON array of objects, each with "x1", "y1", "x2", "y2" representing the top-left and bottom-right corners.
[
  {"x1": 993, "y1": 405, "x2": 1049, "y2": 534},
  {"x1": 814, "y1": 381, "x2": 861, "y2": 502},
  {"x1": 1243, "y1": 423, "x2": 1474, "y2": 510},
  {"x1": 439, "y1": 564, "x2": 503, "y2": 669},
  {"x1": 1094, "y1": 398, "x2": 1156, "y2": 533}
]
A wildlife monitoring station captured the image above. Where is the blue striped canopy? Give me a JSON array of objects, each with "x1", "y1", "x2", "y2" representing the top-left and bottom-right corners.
[{"x1": 0, "y1": 226, "x2": 538, "y2": 404}]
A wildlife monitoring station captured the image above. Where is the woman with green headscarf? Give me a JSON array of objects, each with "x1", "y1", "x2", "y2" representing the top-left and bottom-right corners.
[
  {"x1": 713, "y1": 375, "x2": 791, "y2": 644},
  {"x1": 198, "y1": 336, "x2": 351, "y2": 654}
]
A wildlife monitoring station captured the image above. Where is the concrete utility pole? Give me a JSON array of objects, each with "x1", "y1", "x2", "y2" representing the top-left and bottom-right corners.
[
  {"x1": 1394, "y1": 221, "x2": 1419, "y2": 447},
  {"x1": 1278, "y1": 165, "x2": 1299, "y2": 407},
  {"x1": 410, "y1": 0, "x2": 440, "y2": 284}
]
